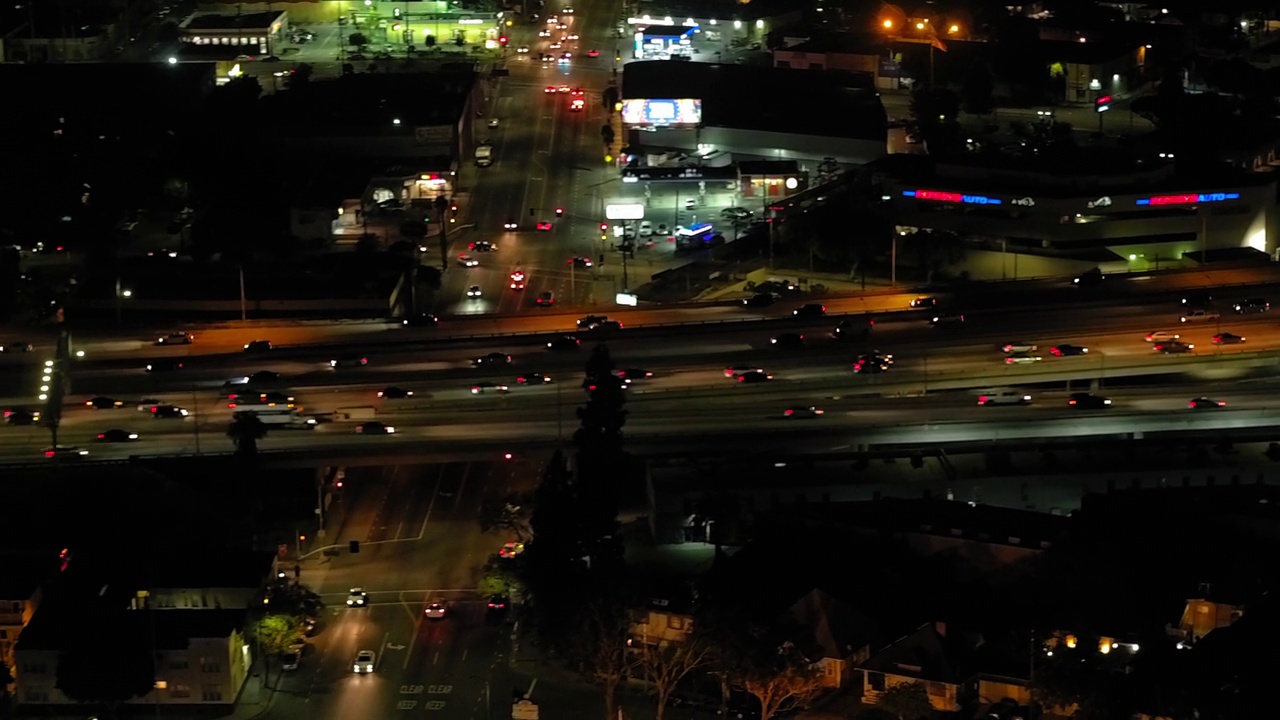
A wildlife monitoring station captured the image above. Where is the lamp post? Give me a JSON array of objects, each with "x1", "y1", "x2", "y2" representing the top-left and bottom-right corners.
[
  {"x1": 238, "y1": 264, "x2": 247, "y2": 322},
  {"x1": 115, "y1": 277, "x2": 132, "y2": 324}
]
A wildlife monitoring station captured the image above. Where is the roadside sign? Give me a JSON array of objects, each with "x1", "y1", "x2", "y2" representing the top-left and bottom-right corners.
[{"x1": 512, "y1": 700, "x2": 539, "y2": 720}]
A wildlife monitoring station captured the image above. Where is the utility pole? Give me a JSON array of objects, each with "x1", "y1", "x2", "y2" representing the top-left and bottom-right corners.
[{"x1": 239, "y1": 264, "x2": 247, "y2": 322}]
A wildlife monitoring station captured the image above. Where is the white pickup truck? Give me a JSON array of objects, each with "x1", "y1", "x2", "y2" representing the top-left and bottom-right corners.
[
  {"x1": 474, "y1": 143, "x2": 493, "y2": 167},
  {"x1": 1180, "y1": 309, "x2": 1221, "y2": 323}
]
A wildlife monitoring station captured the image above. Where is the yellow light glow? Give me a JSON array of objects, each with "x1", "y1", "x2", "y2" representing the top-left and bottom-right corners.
[
  {"x1": 916, "y1": 22, "x2": 925, "y2": 29},
  {"x1": 949, "y1": 24, "x2": 959, "y2": 33},
  {"x1": 882, "y1": 19, "x2": 893, "y2": 28},
  {"x1": 1065, "y1": 634, "x2": 1077, "y2": 649}
]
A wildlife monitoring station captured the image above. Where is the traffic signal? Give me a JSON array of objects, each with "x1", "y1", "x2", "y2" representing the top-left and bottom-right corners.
[
  {"x1": 499, "y1": 35, "x2": 508, "y2": 45},
  {"x1": 555, "y1": 207, "x2": 564, "y2": 217},
  {"x1": 349, "y1": 540, "x2": 360, "y2": 553}
]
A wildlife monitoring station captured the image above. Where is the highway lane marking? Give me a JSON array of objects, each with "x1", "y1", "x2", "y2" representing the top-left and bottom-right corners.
[
  {"x1": 403, "y1": 614, "x2": 421, "y2": 670},
  {"x1": 452, "y1": 462, "x2": 473, "y2": 514},
  {"x1": 378, "y1": 630, "x2": 389, "y2": 671},
  {"x1": 413, "y1": 465, "x2": 445, "y2": 541}
]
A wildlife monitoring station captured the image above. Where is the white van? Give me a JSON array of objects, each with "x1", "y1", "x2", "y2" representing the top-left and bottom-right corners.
[{"x1": 977, "y1": 389, "x2": 1031, "y2": 406}]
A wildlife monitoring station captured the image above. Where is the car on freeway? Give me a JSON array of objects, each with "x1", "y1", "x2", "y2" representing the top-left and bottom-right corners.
[
  {"x1": 833, "y1": 318, "x2": 872, "y2": 340},
  {"x1": 977, "y1": 390, "x2": 1031, "y2": 406},
  {"x1": 536, "y1": 291, "x2": 556, "y2": 306},
  {"x1": 930, "y1": 313, "x2": 965, "y2": 326},
  {"x1": 1234, "y1": 297, "x2": 1270, "y2": 313},
  {"x1": 549, "y1": 40, "x2": 562, "y2": 49},
  {"x1": 561, "y1": 53, "x2": 573, "y2": 63},
  {"x1": 793, "y1": 303, "x2": 826, "y2": 318},
  {"x1": 1050, "y1": 344, "x2": 1089, "y2": 356},
  {"x1": 742, "y1": 292, "x2": 775, "y2": 308},
  {"x1": 578, "y1": 314, "x2": 609, "y2": 328},
  {"x1": 557, "y1": 84, "x2": 570, "y2": 93},
  {"x1": 0, "y1": 341, "x2": 33, "y2": 352},
  {"x1": 771, "y1": 333, "x2": 805, "y2": 348},
  {"x1": 155, "y1": 331, "x2": 193, "y2": 345},
  {"x1": 725, "y1": 366, "x2": 764, "y2": 378},
  {"x1": 1068, "y1": 392, "x2": 1112, "y2": 409},
  {"x1": 353, "y1": 650, "x2": 375, "y2": 673},
  {"x1": 517, "y1": 372, "x2": 552, "y2": 384},
  {"x1": 135, "y1": 399, "x2": 161, "y2": 412},
  {"x1": 249, "y1": 370, "x2": 280, "y2": 384},
  {"x1": 737, "y1": 370, "x2": 775, "y2": 384},
  {"x1": 1145, "y1": 331, "x2": 1179, "y2": 343},
  {"x1": 853, "y1": 354, "x2": 891, "y2": 374},
  {"x1": 331, "y1": 356, "x2": 368, "y2": 368},
  {"x1": 377, "y1": 387, "x2": 413, "y2": 399},
  {"x1": 467, "y1": 285, "x2": 483, "y2": 298},
  {"x1": 1154, "y1": 341, "x2": 1194, "y2": 354},
  {"x1": 1213, "y1": 332, "x2": 1246, "y2": 344},
  {"x1": 403, "y1": 313, "x2": 439, "y2": 327},
  {"x1": 86, "y1": 396, "x2": 123, "y2": 409},
  {"x1": 587, "y1": 49, "x2": 600, "y2": 57},
  {"x1": 516, "y1": 45, "x2": 530, "y2": 53},
  {"x1": 471, "y1": 382, "x2": 510, "y2": 394},
  {"x1": 457, "y1": 253, "x2": 479, "y2": 267},
  {"x1": 500, "y1": 541, "x2": 525, "y2": 558},
  {"x1": 910, "y1": 296, "x2": 938, "y2": 309},
  {"x1": 592, "y1": 320, "x2": 624, "y2": 331},
  {"x1": 146, "y1": 359, "x2": 184, "y2": 372},
  {"x1": 475, "y1": 352, "x2": 512, "y2": 366},
  {"x1": 244, "y1": 339, "x2": 272, "y2": 352},
  {"x1": 783, "y1": 406, "x2": 824, "y2": 419},
  {"x1": 570, "y1": 256, "x2": 593, "y2": 268},
  {"x1": 510, "y1": 278, "x2": 526, "y2": 291},
  {"x1": 570, "y1": 98, "x2": 584, "y2": 111},
  {"x1": 487, "y1": 595, "x2": 510, "y2": 616},
  {"x1": 538, "y1": 29, "x2": 551, "y2": 38},
  {"x1": 1073, "y1": 268, "x2": 1105, "y2": 286},
  {"x1": 356, "y1": 421, "x2": 396, "y2": 434},
  {"x1": 1188, "y1": 397, "x2": 1226, "y2": 409},
  {"x1": 1004, "y1": 353, "x2": 1042, "y2": 365},
  {"x1": 44, "y1": 446, "x2": 89, "y2": 458},
  {"x1": 536, "y1": 221, "x2": 553, "y2": 231},
  {"x1": 151, "y1": 405, "x2": 189, "y2": 419},
  {"x1": 615, "y1": 368, "x2": 653, "y2": 380},
  {"x1": 424, "y1": 602, "x2": 448, "y2": 619},
  {"x1": 547, "y1": 336, "x2": 581, "y2": 352},
  {"x1": 1001, "y1": 342, "x2": 1036, "y2": 354},
  {"x1": 1180, "y1": 309, "x2": 1220, "y2": 323},
  {"x1": 5, "y1": 408, "x2": 39, "y2": 425},
  {"x1": 471, "y1": 241, "x2": 497, "y2": 252},
  {"x1": 96, "y1": 429, "x2": 139, "y2": 442},
  {"x1": 567, "y1": 32, "x2": 579, "y2": 39}
]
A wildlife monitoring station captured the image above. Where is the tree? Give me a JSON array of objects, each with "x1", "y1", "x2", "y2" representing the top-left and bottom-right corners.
[
  {"x1": 253, "y1": 613, "x2": 304, "y2": 686},
  {"x1": 478, "y1": 556, "x2": 526, "y2": 598},
  {"x1": 56, "y1": 628, "x2": 155, "y2": 710},
  {"x1": 635, "y1": 636, "x2": 713, "y2": 720},
  {"x1": 288, "y1": 63, "x2": 314, "y2": 87},
  {"x1": 576, "y1": 345, "x2": 627, "y2": 453},
  {"x1": 740, "y1": 654, "x2": 827, "y2": 720},
  {"x1": 960, "y1": 62, "x2": 995, "y2": 116},
  {"x1": 575, "y1": 597, "x2": 634, "y2": 720},
  {"x1": 875, "y1": 682, "x2": 933, "y2": 720},
  {"x1": 227, "y1": 412, "x2": 268, "y2": 456},
  {"x1": 348, "y1": 32, "x2": 368, "y2": 49},
  {"x1": 907, "y1": 87, "x2": 964, "y2": 155},
  {"x1": 479, "y1": 492, "x2": 533, "y2": 540}
]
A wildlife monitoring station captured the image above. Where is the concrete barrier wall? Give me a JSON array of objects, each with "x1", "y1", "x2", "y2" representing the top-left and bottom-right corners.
[{"x1": 72, "y1": 299, "x2": 390, "y2": 314}]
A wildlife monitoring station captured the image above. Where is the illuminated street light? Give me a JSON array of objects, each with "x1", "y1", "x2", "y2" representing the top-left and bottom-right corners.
[
  {"x1": 883, "y1": 19, "x2": 893, "y2": 28},
  {"x1": 949, "y1": 24, "x2": 960, "y2": 33},
  {"x1": 40, "y1": 386, "x2": 49, "y2": 392},
  {"x1": 38, "y1": 393, "x2": 47, "y2": 401},
  {"x1": 121, "y1": 289, "x2": 133, "y2": 298},
  {"x1": 167, "y1": 56, "x2": 178, "y2": 64}
]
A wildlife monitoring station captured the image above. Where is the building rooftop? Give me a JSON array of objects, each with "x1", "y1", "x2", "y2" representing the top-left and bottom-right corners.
[
  {"x1": 621, "y1": 61, "x2": 885, "y2": 141},
  {"x1": 18, "y1": 602, "x2": 249, "y2": 651},
  {"x1": 777, "y1": 31, "x2": 887, "y2": 55},
  {"x1": 0, "y1": 551, "x2": 62, "y2": 600},
  {"x1": 263, "y1": 71, "x2": 474, "y2": 135},
  {"x1": 181, "y1": 11, "x2": 284, "y2": 31}
]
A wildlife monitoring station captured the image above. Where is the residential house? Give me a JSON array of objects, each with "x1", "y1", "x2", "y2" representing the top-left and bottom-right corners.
[
  {"x1": 1169, "y1": 585, "x2": 1244, "y2": 646},
  {"x1": 861, "y1": 622, "x2": 966, "y2": 712},
  {"x1": 13, "y1": 547, "x2": 274, "y2": 707},
  {"x1": 629, "y1": 584, "x2": 695, "y2": 648},
  {"x1": 0, "y1": 551, "x2": 62, "y2": 668},
  {"x1": 784, "y1": 588, "x2": 874, "y2": 689}
]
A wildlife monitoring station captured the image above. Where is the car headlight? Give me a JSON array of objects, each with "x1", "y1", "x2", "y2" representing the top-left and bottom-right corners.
[
  {"x1": 330, "y1": 360, "x2": 338, "y2": 367},
  {"x1": 128, "y1": 433, "x2": 138, "y2": 440},
  {"x1": 385, "y1": 426, "x2": 396, "y2": 433}
]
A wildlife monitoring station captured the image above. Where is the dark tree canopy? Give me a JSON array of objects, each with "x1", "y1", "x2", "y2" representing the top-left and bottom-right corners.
[{"x1": 56, "y1": 622, "x2": 155, "y2": 707}]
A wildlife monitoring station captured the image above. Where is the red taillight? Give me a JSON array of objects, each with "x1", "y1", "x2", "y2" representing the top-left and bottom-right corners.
[
  {"x1": 97, "y1": 433, "x2": 105, "y2": 439},
  {"x1": 1069, "y1": 400, "x2": 1077, "y2": 405},
  {"x1": 150, "y1": 407, "x2": 158, "y2": 413},
  {"x1": 821, "y1": 306, "x2": 827, "y2": 312},
  {"x1": 45, "y1": 450, "x2": 55, "y2": 457},
  {"x1": 785, "y1": 409, "x2": 793, "y2": 416},
  {"x1": 737, "y1": 376, "x2": 745, "y2": 382},
  {"x1": 228, "y1": 403, "x2": 237, "y2": 408},
  {"x1": 978, "y1": 396, "x2": 989, "y2": 404}
]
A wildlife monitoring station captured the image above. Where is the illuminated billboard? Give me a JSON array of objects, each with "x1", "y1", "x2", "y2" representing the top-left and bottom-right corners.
[{"x1": 621, "y1": 98, "x2": 702, "y2": 126}]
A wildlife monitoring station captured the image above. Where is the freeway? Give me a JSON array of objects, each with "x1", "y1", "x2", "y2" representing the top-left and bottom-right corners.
[{"x1": 6, "y1": 288, "x2": 1280, "y2": 461}]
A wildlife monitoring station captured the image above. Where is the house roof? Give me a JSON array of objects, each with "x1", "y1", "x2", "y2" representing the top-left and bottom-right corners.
[
  {"x1": 621, "y1": 61, "x2": 885, "y2": 141},
  {"x1": 861, "y1": 622, "x2": 968, "y2": 683},
  {"x1": 787, "y1": 588, "x2": 878, "y2": 660},
  {"x1": 181, "y1": 11, "x2": 284, "y2": 31},
  {"x1": 0, "y1": 551, "x2": 62, "y2": 600}
]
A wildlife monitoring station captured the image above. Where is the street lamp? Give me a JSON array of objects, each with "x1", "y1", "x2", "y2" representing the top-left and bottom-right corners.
[{"x1": 115, "y1": 277, "x2": 133, "y2": 323}]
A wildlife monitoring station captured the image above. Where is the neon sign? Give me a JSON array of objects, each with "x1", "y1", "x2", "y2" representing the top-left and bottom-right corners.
[
  {"x1": 902, "y1": 190, "x2": 1003, "y2": 205},
  {"x1": 1136, "y1": 192, "x2": 1240, "y2": 206}
]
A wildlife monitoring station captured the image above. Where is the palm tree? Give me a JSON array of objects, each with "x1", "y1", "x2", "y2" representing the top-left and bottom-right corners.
[{"x1": 227, "y1": 412, "x2": 268, "y2": 456}]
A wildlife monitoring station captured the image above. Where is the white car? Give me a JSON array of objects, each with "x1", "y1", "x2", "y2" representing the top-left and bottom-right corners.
[
  {"x1": 353, "y1": 650, "x2": 375, "y2": 673},
  {"x1": 1180, "y1": 309, "x2": 1221, "y2": 323},
  {"x1": 977, "y1": 389, "x2": 1031, "y2": 406},
  {"x1": 1001, "y1": 342, "x2": 1037, "y2": 354},
  {"x1": 638, "y1": 221, "x2": 653, "y2": 237},
  {"x1": 538, "y1": 29, "x2": 551, "y2": 37},
  {"x1": 1004, "y1": 353, "x2": 1042, "y2": 365},
  {"x1": 457, "y1": 254, "x2": 479, "y2": 267},
  {"x1": 424, "y1": 602, "x2": 448, "y2": 619},
  {"x1": 282, "y1": 646, "x2": 303, "y2": 671},
  {"x1": 467, "y1": 285, "x2": 482, "y2": 298},
  {"x1": 1145, "y1": 331, "x2": 1180, "y2": 343},
  {"x1": 346, "y1": 588, "x2": 368, "y2": 607},
  {"x1": 516, "y1": 45, "x2": 530, "y2": 53}
]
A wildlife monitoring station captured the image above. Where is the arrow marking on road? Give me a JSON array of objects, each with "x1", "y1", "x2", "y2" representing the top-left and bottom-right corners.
[{"x1": 387, "y1": 643, "x2": 406, "y2": 650}]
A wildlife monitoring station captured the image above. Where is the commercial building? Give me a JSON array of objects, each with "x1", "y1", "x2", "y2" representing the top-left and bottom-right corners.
[
  {"x1": 13, "y1": 547, "x2": 274, "y2": 708},
  {"x1": 620, "y1": 61, "x2": 886, "y2": 167},
  {"x1": 178, "y1": 11, "x2": 288, "y2": 57},
  {"x1": 196, "y1": 1, "x2": 503, "y2": 46},
  {"x1": 875, "y1": 153, "x2": 1280, "y2": 267}
]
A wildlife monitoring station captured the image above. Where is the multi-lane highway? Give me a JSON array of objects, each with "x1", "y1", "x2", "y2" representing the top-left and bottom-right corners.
[{"x1": 7, "y1": 281, "x2": 1280, "y2": 462}]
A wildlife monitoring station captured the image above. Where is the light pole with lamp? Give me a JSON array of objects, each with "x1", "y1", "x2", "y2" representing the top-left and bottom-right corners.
[{"x1": 115, "y1": 278, "x2": 132, "y2": 324}]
